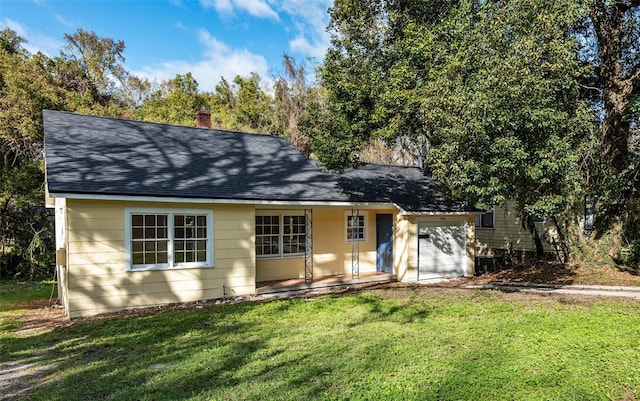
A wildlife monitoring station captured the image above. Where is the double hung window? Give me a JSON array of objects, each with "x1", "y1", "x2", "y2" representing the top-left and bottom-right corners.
[
  {"x1": 126, "y1": 208, "x2": 213, "y2": 270},
  {"x1": 256, "y1": 212, "x2": 305, "y2": 257},
  {"x1": 344, "y1": 211, "x2": 368, "y2": 242}
]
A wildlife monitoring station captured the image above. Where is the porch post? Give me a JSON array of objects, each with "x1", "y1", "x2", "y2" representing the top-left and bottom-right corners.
[
  {"x1": 304, "y1": 209, "x2": 313, "y2": 284},
  {"x1": 351, "y1": 209, "x2": 360, "y2": 279}
]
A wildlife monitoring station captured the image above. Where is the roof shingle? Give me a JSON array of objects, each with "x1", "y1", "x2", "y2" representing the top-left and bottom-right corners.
[{"x1": 43, "y1": 110, "x2": 472, "y2": 213}]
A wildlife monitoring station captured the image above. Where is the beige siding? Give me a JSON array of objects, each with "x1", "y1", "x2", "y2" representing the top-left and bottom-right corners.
[
  {"x1": 475, "y1": 201, "x2": 557, "y2": 255},
  {"x1": 65, "y1": 199, "x2": 255, "y2": 318},
  {"x1": 63, "y1": 197, "x2": 476, "y2": 317},
  {"x1": 255, "y1": 208, "x2": 474, "y2": 283},
  {"x1": 313, "y1": 208, "x2": 378, "y2": 277},
  {"x1": 394, "y1": 215, "x2": 412, "y2": 282}
]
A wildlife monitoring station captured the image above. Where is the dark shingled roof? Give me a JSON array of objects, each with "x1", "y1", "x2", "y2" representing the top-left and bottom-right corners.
[
  {"x1": 43, "y1": 110, "x2": 472, "y2": 213},
  {"x1": 338, "y1": 164, "x2": 471, "y2": 213}
]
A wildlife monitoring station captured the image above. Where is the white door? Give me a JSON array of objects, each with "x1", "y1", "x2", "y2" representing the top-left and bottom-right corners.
[{"x1": 417, "y1": 221, "x2": 467, "y2": 280}]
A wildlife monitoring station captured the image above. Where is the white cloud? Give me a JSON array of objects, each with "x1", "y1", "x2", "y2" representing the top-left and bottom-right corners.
[
  {"x1": 274, "y1": 0, "x2": 332, "y2": 60},
  {"x1": 0, "y1": 18, "x2": 63, "y2": 56},
  {"x1": 132, "y1": 29, "x2": 270, "y2": 92},
  {"x1": 199, "y1": 0, "x2": 331, "y2": 63},
  {"x1": 54, "y1": 14, "x2": 75, "y2": 29},
  {"x1": 200, "y1": 0, "x2": 279, "y2": 20}
]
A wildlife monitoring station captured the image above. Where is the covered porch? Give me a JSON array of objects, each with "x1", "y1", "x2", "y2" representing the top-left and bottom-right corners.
[{"x1": 255, "y1": 206, "x2": 398, "y2": 291}]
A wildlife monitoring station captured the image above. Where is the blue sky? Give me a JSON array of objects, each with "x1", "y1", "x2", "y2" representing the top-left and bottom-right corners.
[{"x1": 0, "y1": 0, "x2": 333, "y2": 91}]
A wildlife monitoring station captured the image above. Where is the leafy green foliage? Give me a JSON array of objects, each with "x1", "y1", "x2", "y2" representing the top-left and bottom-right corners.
[
  {"x1": 0, "y1": 28, "x2": 146, "y2": 278},
  {"x1": 319, "y1": 0, "x2": 599, "y2": 258},
  {"x1": 135, "y1": 73, "x2": 207, "y2": 126},
  {"x1": 1, "y1": 31, "x2": 62, "y2": 278},
  {"x1": 427, "y1": 1, "x2": 593, "y2": 219}
]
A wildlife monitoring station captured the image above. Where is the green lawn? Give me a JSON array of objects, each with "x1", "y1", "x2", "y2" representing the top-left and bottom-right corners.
[
  {"x1": 0, "y1": 280, "x2": 56, "y2": 332},
  {"x1": 0, "y1": 280, "x2": 56, "y2": 311},
  {"x1": 1, "y1": 284, "x2": 639, "y2": 400}
]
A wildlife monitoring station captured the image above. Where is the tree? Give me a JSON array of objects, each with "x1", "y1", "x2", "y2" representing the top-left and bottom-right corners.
[
  {"x1": 135, "y1": 73, "x2": 207, "y2": 126},
  {"x1": 62, "y1": 29, "x2": 126, "y2": 96},
  {"x1": 583, "y1": 0, "x2": 640, "y2": 228},
  {"x1": 204, "y1": 73, "x2": 273, "y2": 133},
  {"x1": 273, "y1": 55, "x2": 323, "y2": 156},
  {"x1": 208, "y1": 77, "x2": 238, "y2": 128},
  {"x1": 319, "y1": 0, "x2": 594, "y2": 258},
  {"x1": 61, "y1": 29, "x2": 151, "y2": 114},
  {"x1": 233, "y1": 73, "x2": 273, "y2": 131},
  {"x1": 0, "y1": 28, "x2": 146, "y2": 278},
  {"x1": 0, "y1": 30, "x2": 61, "y2": 277}
]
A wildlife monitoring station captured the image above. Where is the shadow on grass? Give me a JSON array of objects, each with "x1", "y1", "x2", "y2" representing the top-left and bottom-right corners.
[
  {"x1": 0, "y1": 302, "x2": 337, "y2": 401},
  {"x1": 615, "y1": 265, "x2": 640, "y2": 277},
  {"x1": 3, "y1": 289, "x2": 637, "y2": 400},
  {"x1": 339, "y1": 290, "x2": 435, "y2": 329}
]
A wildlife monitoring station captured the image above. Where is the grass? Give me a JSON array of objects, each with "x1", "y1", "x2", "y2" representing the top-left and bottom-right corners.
[
  {"x1": 0, "y1": 280, "x2": 56, "y2": 311},
  {"x1": 0, "y1": 280, "x2": 57, "y2": 332},
  {"x1": 1, "y1": 283, "x2": 639, "y2": 400}
]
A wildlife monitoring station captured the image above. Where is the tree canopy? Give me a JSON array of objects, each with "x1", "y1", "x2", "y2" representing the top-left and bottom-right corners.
[{"x1": 317, "y1": 0, "x2": 639, "y2": 259}]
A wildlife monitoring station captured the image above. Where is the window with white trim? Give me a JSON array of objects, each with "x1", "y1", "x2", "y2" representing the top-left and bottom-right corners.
[
  {"x1": 125, "y1": 208, "x2": 213, "y2": 271},
  {"x1": 344, "y1": 210, "x2": 368, "y2": 242},
  {"x1": 475, "y1": 207, "x2": 495, "y2": 229},
  {"x1": 256, "y1": 212, "x2": 305, "y2": 257}
]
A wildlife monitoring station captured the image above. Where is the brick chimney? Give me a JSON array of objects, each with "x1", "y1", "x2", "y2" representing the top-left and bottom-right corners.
[{"x1": 196, "y1": 110, "x2": 211, "y2": 128}]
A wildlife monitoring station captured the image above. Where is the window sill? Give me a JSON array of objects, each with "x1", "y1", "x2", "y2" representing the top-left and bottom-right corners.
[
  {"x1": 127, "y1": 264, "x2": 214, "y2": 272},
  {"x1": 256, "y1": 254, "x2": 305, "y2": 260}
]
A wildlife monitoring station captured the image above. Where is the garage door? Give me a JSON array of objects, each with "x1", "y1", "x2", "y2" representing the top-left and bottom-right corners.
[{"x1": 417, "y1": 221, "x2": 468, "y2": 280}]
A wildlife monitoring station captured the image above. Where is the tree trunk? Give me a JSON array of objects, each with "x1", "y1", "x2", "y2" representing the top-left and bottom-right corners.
[
  {"x1": 526, "y1": 216, "x2": 545, "y2": 258},
  {"x1": 551, "y1": 217, "x2": 570, "y2": 264},
  {"x1": 589, "y1": 0, "x2": 640, "y2": 227}
]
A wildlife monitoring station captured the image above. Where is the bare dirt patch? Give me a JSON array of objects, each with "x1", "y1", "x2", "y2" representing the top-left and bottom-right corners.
[
  {"x1": 5, "y1": 298, "x2": 67, "y2": 336},
  {"x1": 13, "y1": 306, "x2": 67, "y2": 336},
  {"x1": 467, "y1": 260, "x2": 640, "y2": 287}
]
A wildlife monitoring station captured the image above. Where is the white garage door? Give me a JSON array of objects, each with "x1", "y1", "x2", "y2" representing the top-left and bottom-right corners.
[{"x1": 417, "y1": 221, "x2": 468, "y2": 280}]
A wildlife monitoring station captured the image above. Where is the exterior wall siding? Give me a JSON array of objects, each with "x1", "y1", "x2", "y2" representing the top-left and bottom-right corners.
[
  {"x1": 61, "y1": 198, "x2": 475, "y2": 317},
  {"x1": 65, "y1": 199, "x2": 255, "y2": 318},
  {"x1": 475, "y1": 200, "x2": 558, "y2": 256}
]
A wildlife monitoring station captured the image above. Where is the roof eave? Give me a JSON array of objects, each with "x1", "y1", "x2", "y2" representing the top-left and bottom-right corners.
[
  {"x1": 394, "y1": 203, "x2": 473, "y2": 216},
  {"x1": 47, "y1": 191, "x2": 396, "y2": 208}
]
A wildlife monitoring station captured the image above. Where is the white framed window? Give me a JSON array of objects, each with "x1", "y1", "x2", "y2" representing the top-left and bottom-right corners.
[
  {"x1": 125, "y1": 208, "x2": 213, "y2": 271},
  {"x1": 256, "y1": 211, "x2": 305, "y2": 258},
  {"x1": 344, "y1": 210, "x2": 368, "y2": 242},
  {"x1": 475, "y1": 207, "x2": 495, "y2": 229}
]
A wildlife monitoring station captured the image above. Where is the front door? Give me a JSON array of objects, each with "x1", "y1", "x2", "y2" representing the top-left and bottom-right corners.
[{"x1": 376, "y1": 214, "x2": 394, "y2": 273}]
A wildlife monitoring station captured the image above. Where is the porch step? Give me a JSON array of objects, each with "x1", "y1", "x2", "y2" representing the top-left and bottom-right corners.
[{"x1": 256, "y1": 273, "x2": 397, "y2": 295}]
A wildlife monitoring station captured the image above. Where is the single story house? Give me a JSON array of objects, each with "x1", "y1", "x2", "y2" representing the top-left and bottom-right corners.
[{"x1": 44, "y1": 110, "x2": 477, "y2": 318}]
